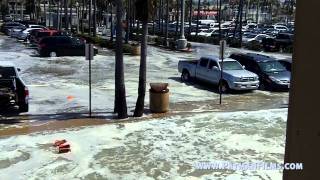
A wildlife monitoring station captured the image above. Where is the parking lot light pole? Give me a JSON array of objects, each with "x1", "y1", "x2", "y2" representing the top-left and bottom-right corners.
[
  {"x1": 177, "y1": 0, "x2": 187, "y2": 50},
  {"x1": 76, "y1": 2, "x2": 79, "y2": 34}
]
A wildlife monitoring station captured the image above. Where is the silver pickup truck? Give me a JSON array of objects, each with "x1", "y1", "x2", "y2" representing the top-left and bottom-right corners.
[{"x1": 178, "y1": 55, "x2": 260, "y2": 92}]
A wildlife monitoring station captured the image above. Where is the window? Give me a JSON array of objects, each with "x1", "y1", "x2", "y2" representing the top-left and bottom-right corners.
[
  {"x1": 219, "y1": 61, "x2": 244, "y2": 70},
  {"x1": 208, "y1": 61, "x2": 219, "y2": 69},
  {"x1": 0, "y1": 67, "x2": 16, "y2": 79},
  {"x1": 258, "y1": 61, "x2": 286, "y2": 72},
  {"x1": 199, "y1": 58, "x2": 209, "y2": 67}
]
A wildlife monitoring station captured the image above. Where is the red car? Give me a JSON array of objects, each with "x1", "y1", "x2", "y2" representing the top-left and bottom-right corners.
[{"x1": 29, "y1": 29, "x2": 69, "y2": 46}]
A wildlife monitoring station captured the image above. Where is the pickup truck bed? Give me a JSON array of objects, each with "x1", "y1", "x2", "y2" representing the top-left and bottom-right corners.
[
  {"x1": 0, "y1": 66, "x2": 29, "y2": 112},
  {"x1": 0, "y1": 79, "x2": 16, "y2": 107}
]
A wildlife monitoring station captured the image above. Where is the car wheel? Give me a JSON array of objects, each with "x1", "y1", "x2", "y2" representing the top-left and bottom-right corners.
[
  {"x1": 259, "y1": 82, "x2": 266, "y2": 90},
  {"x1": 219, "y1": 80, "x2": 229, "y2": 93},
  {"x1": 19, "y1": 103, "x2": 29, "y2": 113},
  {"x1": 49, "y1": 51, "x2": 57, "y2": 57},
  {"x1": 181, "y1": 70, "x2": 191, "y2": 82}
]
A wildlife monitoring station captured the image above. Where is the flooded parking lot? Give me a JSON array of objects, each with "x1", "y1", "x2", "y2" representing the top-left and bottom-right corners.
[{"x1": 0, "y1": 35, "x2": 290, "y2": 179}]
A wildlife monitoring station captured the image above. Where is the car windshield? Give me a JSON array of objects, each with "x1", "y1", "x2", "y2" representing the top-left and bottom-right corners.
[
  {"x1": 0, "y1": 67, "x2": 16, "y2": 79},
  {"x1": 245, "y1": 34, "x2": 257, "y2": 38},
  {"x1": 203, "y1": 29, "x2": 213, "y2": 33},
  {"x1": 219, "y1": 61, "x2": 244, "y2": 70},
  {"x1": 38, "y1": 32, "x2": 50, "y2": 37},
  {"x1": 258, "y1": 61, "x2": 287, "y2": 72}
]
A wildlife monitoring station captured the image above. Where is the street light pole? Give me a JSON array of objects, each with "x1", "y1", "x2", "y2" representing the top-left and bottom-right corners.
[
  {"x1": 177, "y1": 0, "x2": 187, "y2": 50},
  {"x1": 180, "y1": 0, "x2": 185, "y2": 39},
  {"x1": 76, "y1": 2, "x2": 79, "y2": 34}
]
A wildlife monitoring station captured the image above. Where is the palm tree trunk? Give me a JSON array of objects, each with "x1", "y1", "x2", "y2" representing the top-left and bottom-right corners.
[
  {"x1": 196, "y1": 0, "x2": 200, "y2": 37},
  {"x1": 88, "y1": 0, "x2": 92, "y2": 35},
  {"x1": 93, "y1": 0, "x2": 96, "y2": 36},
  {"x1": 256, "y1": 0, "x2": 260, "y2": 23},
  {"x1": 218, "y1": 0, "x2": 221, "y2": 41},
  {"x1": 239, "y1": 0, "x2": 244, "y2": 47},
  {"x1": 157, "y1": 1, "x2": 161, "y2": 32},
  {"x1": 81, "y1": 0, "x2": 85, "y2": 33},
  {"x1": 175, "y1": 0, "x2": 179, "y2": 38},
  {"x1": 37, "y1": 0, "x2": 40, "y2": 23},
  {"x1": 133, "y1": 20, "x2": 148, "y2": 117},
  {"x1": 165, "y1": 0, "x2": 169, "y2": 45},
  {"x1": 57, "y1": 0, "x2": 61, "y2": 29},
  {"x1": 69, "y1": 1, "x2": 72, "y2": 31},
  {"x1": 188, "y1": 0, "x2": 192, "y2": 36},
  {"x1": 161, "y1": 0, "x2": 164, "y2": 35},
  {"x1": 125, "y1": 0, "x2": 130, "y2": 43},
  {"x1": 64, "y1": 0, "x2": 68, "y2": 30},
  {"x1": 44, "y1": 2, "x2": 46, "y2": 25},
  {"x1": 110, "y1": 3, "x2": 114, "y2": 42},
  {"x1": 114, "y1": 0, "x2": 128, "y2": 119}
]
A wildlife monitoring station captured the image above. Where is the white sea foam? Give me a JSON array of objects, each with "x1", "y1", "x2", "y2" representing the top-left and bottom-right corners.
[{"x1": 0, "y1": 108, "x2": 287, "y2": 179}]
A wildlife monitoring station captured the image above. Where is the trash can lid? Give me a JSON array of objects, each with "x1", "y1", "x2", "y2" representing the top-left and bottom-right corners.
[{"x1": 150, "y1": 83, "x2": 169, "y2": 92}]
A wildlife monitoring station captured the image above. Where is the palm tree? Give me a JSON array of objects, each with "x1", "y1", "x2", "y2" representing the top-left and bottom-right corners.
[
  {"x1": 64, "y1": 0, "x2": 69, "y2": 29},
  {"x1": 93, "y1": 0, "x2": 97, "y2": 36},
  {"x1": 165, "y1": 0, "x2": 169, "y2": 45},
  {"x1": 188, "y1": 0, "x2": 193, "y2": 36},
  {"x1": 175, "y1": 0, "x2": 180, "y2": 38},
  {"x1": 114, "y1": 0, "x2": 128, "y2": 119},
  {"x1": 110, "y1": 1, "x2": 114, "y2": 42},
  {"x1": 0, "y1": 0, "x2": 9, "y2": 19},
  {"x1": 133, "y1": 0, "x2": 156, "y2": 117},
  {"x1": 196, "y1": 0, "x2": 200, "y2": 37}
]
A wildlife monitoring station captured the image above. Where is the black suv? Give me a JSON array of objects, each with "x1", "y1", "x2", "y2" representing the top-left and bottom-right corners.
[
  {"x1": 229, "y1": 53, "x2": 291, "y2": 91},
  {"x1": 275, "y1": 33, "x2": 294, "y2": 48},
  {"x1": 38, "y1": 36, "x2": 98, "y2": 57}
]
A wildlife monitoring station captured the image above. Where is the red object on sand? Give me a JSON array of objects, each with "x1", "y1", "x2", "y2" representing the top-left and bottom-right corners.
[
  {"x1": 53, "y1": 139, "x2": 67, "y2": 147},
  {"x1": 58, "y1": 143, "x2": 70, "y2": 149},
  {"x1": 58, "y1": 147, "x2": 71, "y2": 153},
  {"x1": 53, "y1": 139, "x2": 71, "y2": 153}
]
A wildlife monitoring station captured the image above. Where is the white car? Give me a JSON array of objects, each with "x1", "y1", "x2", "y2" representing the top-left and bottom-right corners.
[
  {"x1": 190, "y1": 28, "x2": 208, "y2": 36},
  {"x1": 198, "y1": 28, "x2": 218, "y2": 37},
  {"x1": 9, "y1": 27, "x2": 26, "y2": 38},
  {"x1": 242, "y1": 34, "x2": 270, "y2": 44},
  {"x1": 17, "y1": 27, "x2": 45, "y2": 41},
  {"x1": 26, "y1": 24, "x2": 46, "y2": 29},
  {"x1": 273, "y1": 25, "x2": 289, "y2": 32}
]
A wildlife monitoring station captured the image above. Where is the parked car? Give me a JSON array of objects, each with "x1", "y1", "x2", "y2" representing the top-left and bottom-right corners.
[
  {"x1": 38, "y1": 36, "x2": 98, "y2": 57},
  {"x1": 17, "y1": 27, "x2": 46, "y2": 41},
  {"x1": 198, "y1": 28, "x2": 218, "y2": 37},
  {"x1": 274, "y1": 33, "x2": 294, "y2": 49},
  {"x1": 229, "y1": 53, "x2": 291, "y2": 91},
  {"x1": 29, "y1": 29, "x2": 62, "y2": 45},
  {"x1": 9, "y1": 26, "x2": 26, "y2": 38},
  {"x1": 278, "y1": 58, "x2": 292, "y2": 72},
  {"x1": 242, "y1": 33, "x2": 258, "y2": 44},
  {"x1": 0, "y1": 65, "x2": 29, "y2": 112},
  {"x1": 23, "y1": 15, "x2": 31, "y2": 21},
  {"x1": 272, "y1": 25, "x2": 289, "y2": 32},
  {"x1": 245, "y1": 34, "x2": 270, "y2": 44},
  {"x1": 178, "y1": 55, "x2": 259, "y2": 93},
  {"x1": 4, "y1": 15, "x2": 13, "y2": 22},
  {"x1": 263, "y1": 28, "x2": 280, "y2": 37},
  {"x1": 0, "y1": 22, "x2": 25, "y2": 35},
  {"x1": 262, "y1": 37, "x2": 279, "y2": 52}
]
